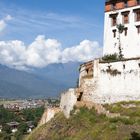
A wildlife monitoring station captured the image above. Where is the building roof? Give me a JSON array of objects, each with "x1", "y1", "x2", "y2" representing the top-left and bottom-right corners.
[{"x1": 7, "y1": 122, "x2": 19, "y2": 126}]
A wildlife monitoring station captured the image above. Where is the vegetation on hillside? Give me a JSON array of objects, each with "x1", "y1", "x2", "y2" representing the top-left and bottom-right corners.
[{"x1": 27, "y1": 101, "x2": 140, "y2": 140}]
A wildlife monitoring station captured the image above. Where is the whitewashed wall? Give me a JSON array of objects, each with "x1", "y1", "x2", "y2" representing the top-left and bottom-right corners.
[
  {"x1": 103, "y1": 5, "x2": 140, "y2": 58},
  {"x1": 94, "y1": 59, "x2": 140, "y2": 103},
  {"x1": 79, "y1": 59, "x2": 140, "y2": 104},
  {"x1": 39, "y1": 107, "x2": 60, "y2": 126},
  {"x1": 60, "y1": 88, "x2": 77, "y2": 118}
]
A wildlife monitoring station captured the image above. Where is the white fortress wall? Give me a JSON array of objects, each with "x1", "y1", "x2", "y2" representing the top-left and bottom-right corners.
[
  {"x1": 78, "y1": 59, "x2": 140, "y2": 104},
  {"x1": 60, "y1": 88, "x2": 77, "y2": 118},
  {"x1": 92, "y1": 59, "x2": 140, "y2": 104}
]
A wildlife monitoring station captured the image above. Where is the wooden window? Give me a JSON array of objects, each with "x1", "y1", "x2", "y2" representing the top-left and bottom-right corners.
[
  {"x1": 110, "y1": 14, "x2": 118, "y2": 26},
  {"x1": 112, "y1": 17, "x2": 117, "y2": 26},
  {"x1": 136, "y1": 25, "x2": 140, "y2": 34},
  {"x1": 136, "y1": 11, "x2": 140, "y2": 21},
  {"x1": 112, "y1": 29, "x2": 116, "y2": 38},
  {"x1": 123, "y1": 14, "x2": 129, "y2": 24},
  {"x1": 134, "y1": 10, "x2": 140, "y2": 21},
  {"x1": 124, "y1": 28, "x2": 128, "y2": 36},
  {"x1": 121, "y1": 11, "x2": 130, "y2": 24}
]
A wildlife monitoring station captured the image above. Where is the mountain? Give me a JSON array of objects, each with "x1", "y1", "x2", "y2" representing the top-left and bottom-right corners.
[
  {"x1": 0, "y1": 80, "x2": 34, "y2": 98},
  {"x1": 0, "y1": 62, "x2": 80, "y2": 98},
  {"x1": 32, "y1": 62, "x2": 81, "y2": 87}
]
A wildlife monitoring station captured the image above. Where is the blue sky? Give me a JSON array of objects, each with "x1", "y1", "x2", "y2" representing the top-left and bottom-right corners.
[
  {"x1": 0, "y1": 0, "x2": 105, "y2": 47},
  {"x1": 0, "y1": 0, "x2": 105, "y2": 70}
]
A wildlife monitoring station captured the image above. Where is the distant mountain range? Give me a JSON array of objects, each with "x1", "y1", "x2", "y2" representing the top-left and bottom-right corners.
[{"x1": 0, "y1": 62, "x2": 80, "y2": 99}]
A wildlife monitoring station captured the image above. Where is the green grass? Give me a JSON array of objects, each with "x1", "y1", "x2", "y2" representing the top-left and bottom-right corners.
[
  {"x1": 26, "y1": 103, "x2": 140, "y2": 140},
  {"x1": 104, "y1": 101, "x2": 140, "y2": 125}
]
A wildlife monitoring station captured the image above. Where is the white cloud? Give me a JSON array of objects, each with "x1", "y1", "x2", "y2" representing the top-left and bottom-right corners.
[
  {"x1": 0, "y1": 15, "x2": 12, "y2": 32},
  {"x1": 26, "y1": 35, "x2": 61, "y2": 67},
  {"x1": 0, "y1": 40, "x2": 26, "y2": 67},
  {"x1": 0, "y1": 35, "x2": 102, "y2": 70},
  {"x1": 62, "y1": 40, "x2": 101, "y2": 63}
]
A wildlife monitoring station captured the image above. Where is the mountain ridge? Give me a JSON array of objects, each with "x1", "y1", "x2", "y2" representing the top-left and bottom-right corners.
[{"x1": 0, "y1": 62, "x2": 80, "y2": 98}]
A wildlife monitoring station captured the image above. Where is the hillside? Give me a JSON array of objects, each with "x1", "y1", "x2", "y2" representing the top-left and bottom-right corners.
[{"x1": 27, "y1": 101, "x2": 140, "y2": 140}]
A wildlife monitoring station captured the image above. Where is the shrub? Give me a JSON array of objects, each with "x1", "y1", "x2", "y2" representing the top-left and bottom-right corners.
[
  {"x1": 109, "y1": 123, "x2": 117, "y2": 131},
  {"x1": 119, "y1": 117, "x2": 134, "y2": 125},
  {"x1": 109, "y1": 117, "x2": 120, "y2": 123},
  {"x1": 101, "y1": 53, "x2": 119, "y2": 62},
  {"x1": 109, "y1": 116, "x2": 134, "y2": 125}
]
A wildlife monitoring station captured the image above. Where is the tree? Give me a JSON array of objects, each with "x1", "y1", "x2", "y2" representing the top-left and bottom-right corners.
[
  {"x1": 0, "y1": 132, "x2": 11, "y2": 140},
  {"x1": 116, "y1": 24, "x2": 125, "y2": 60},
  {"x1": 3, "y1": 125, "x2": 11, "y2": 134},
  {"x1": 18, "y1": 123, "x2": 28, "y2": 134}
]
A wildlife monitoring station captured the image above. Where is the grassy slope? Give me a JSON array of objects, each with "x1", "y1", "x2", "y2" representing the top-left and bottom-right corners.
[{"x1": 27, "y1": 101, "x2": 140, "y2": 140}]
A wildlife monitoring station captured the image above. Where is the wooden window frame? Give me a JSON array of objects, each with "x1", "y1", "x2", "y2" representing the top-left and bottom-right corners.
[
  {"x1": 112, "y1": 17, "x2": 117, "y2": 26},
  {"x1": 110, "y1": 13, "x2": 118, "y2": 26},
  {"x1": 122, "y1": 11, "x2": 130, "y2": 24},
  {"x1": 134, "y1": 9, "x2": 140, "y2": 22}
]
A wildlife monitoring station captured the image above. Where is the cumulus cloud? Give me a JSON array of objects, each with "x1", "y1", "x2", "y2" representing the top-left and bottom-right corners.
[
  {"x1": 0, "y1": 15, "x2": 12, "y2": 32},
  {"x1": 26, "y1": 35, "x2": 61, "y2": 67},
  {"x1": 62, "y1": 40, "x2": 101, "y2": 63},
  {"x1": 0, "y1": 35, "x2": 102, "y2": 70}
]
